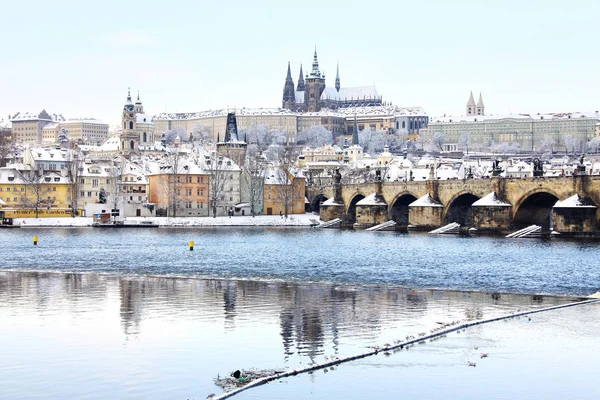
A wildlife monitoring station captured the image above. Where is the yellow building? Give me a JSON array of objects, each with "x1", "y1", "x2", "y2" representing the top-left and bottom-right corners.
[
  {"x1": 263, "y1": 168, "x2": 305, "y2": 216},
  {"x1": 0, "y1": 167, "x2": 73, "y2": 217}
]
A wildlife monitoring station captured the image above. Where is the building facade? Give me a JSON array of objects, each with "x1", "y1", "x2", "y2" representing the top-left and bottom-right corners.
[{"x1": 11, "y1": 110, "x2": 64, "y2": 145}]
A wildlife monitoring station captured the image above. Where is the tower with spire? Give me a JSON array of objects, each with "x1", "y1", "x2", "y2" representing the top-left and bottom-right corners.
[
  {"x1": 297, "y1": 64, "x2": 305, "y2": 92},
  {"x1": 121, "y1": 87, "x2": 139, "y2": 152},
  {"x1": 335, "y1": 63, "x2": 340, "y2": 92},
  {"x1": 304, "y1": 47, "x2": 326, "y2": 112},
  {"x1": 282, "y1": 62, "x2": 296, "y2": 110},
  {"x1": 466, "y1": 91, "x2": 477, "y2": 116},
  {"x1": 476, "y1": 93, "x2": 485, "y2": 116},
  {"x1": 134, "y1": 91, "x2": 144, "y2": 113}
]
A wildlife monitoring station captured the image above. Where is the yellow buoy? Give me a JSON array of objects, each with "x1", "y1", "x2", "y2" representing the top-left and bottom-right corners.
[
  {"x1": 189, "y1": 240, "x2": 194, "y2": 251},
  {"x1": 33, "y1": 235, "x2": 38, "y2": 245}
]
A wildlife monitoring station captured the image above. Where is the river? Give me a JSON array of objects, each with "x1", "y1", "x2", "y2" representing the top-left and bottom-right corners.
[{"x1": 0, "y1": 228, "x2": 598, "y2": 399}]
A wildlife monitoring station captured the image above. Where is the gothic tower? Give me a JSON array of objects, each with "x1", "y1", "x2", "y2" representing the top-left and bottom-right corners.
[
  {"x1": 282, "y1": 62, "x2": 296, "y2": 110},
  {"x1": 304, "y1": 48, "x2": 326, "y2": 112},
  {"x1": 297, "y1": 64, "x2": 305, "y2": 92},
  {"x1": 476, "y1": 93, "x2": 485, "y2": 116},
  {"x1": 335, "y1": 63, "x2": 340, "y2": 92},
  {"x1": 466, "y1": 91, "x2": 476, "y2": 116},
  {"x1": 121, "y1": 88, "x2": 138, "y2": 152}
]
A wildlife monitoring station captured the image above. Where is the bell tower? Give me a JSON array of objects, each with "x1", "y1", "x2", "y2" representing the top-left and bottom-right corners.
[{"x1": 121, "y1": 88, "x2": 138, "y2": 152}]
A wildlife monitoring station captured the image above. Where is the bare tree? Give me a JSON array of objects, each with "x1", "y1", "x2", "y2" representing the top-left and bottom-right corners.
[
  {"x1": 20, "y1": 171, "x2": 53, "y2": 218},
  {"x1": 359, "y1": 128, "x2": 387, "y2": 154},
  {"x1": 0, "y1": 132, "x2": 14, "y2": 168},
  {"x1": 67, "y1": 150, "x2": 84, "y2": 216},
  {"x1": 158, "y1": 150, "x2": 187, "y2": 217},
  {"x1": 105, "y1": 159, "x2": 123, "y2": 222},
  {"x1": 275, "y1": 146, "x2": 300, "y2": 218},
  {"x1": 242, "y1": 153, "x2": 265, "y2": 217},
  {"x1": 203, "y1": 151, "x2": 229, "y2": 217}
]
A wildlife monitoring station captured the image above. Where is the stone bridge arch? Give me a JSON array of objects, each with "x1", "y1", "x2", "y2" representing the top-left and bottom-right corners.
[
  {"x1": 442, "y1": 190, "x2": 481, "y2": 226},
  {"x1": 512, "y1": 188, "x2": 561, "y2": 230},
  {"x1": 346, "y1": 192, "x2": 366, "y2": 224},
  {"x1": 388, "y1": 191, "x2": 419, "y2": 229}
]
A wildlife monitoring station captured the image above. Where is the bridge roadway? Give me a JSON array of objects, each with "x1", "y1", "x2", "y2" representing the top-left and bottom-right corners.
[{"x1": 310, "y1": 175, "x2": 600, "y2": 234}]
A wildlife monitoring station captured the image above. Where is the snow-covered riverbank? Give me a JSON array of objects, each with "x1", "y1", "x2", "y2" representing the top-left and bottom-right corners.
[{"x1": 15, "y1": 214, "x2": 321, "y2": 227}]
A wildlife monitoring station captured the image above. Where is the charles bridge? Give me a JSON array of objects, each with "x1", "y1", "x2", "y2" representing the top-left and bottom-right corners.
[{"x1": 308, "y1": 174, "x2": 600, "y2": 235}]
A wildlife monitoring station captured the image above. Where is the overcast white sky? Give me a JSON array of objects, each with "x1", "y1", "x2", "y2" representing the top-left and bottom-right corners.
[{"x1": 1, "y1": 0, "x2": 598, "y2": 126}]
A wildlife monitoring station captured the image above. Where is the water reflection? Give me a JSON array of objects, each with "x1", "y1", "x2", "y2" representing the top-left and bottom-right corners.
[{"x1": 0, "y1": 271, "x2": 583, "y2": 400}]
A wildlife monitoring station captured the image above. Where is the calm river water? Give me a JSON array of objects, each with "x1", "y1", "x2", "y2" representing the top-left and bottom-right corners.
[{"x1": 0, "y1": 228, "x2": 598, "y2": 399}]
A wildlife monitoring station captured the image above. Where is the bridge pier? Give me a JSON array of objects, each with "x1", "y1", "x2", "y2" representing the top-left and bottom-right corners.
[
  {"x1": 471, "y1": 192, "x2": 513, "y2": 233},
  {"x1": 354, "y1": 195, "x2": 388, "y2": 230},
  {"x1": 407, "y1": 195, "x2": 443, "y2": 231},
  {"x1": 552, "y1": 194, "x2": 598, "y2": 235}
]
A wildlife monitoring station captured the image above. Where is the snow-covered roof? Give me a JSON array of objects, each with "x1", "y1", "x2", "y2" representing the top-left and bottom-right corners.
[
  {"x1": 10, "y1": 111, "x2": 64, "y2": 122},
  {"x1": 356, "y1": 193, "x2": 387, "y2": 206},
  {"x1": 321, "y1": 86, "x2": 380, "y2": 101},
  {"x1": 430, "y1": 111, "x2": 600, "y2": 124},
  {"x1": 154, "y1": 107, "x2": 296, "y2": 121},
  {"x1": 136, "y1": 114, "x2": 153, "y2": 124},
  {"x1": 322, "y1": 197, "x2": 343, "y2": 206},
  {"x1": 409, "y1": 194, "x2": 443, "y2": 207},
  {"x1": 472, "y1": 192, "x2": 511, "y2": 207},
  {"x1": 394, "y1": 106, "x2": 428, "y2": 117},
  {"x1": 0, "y1": 119, "x2": 11, "y2": 129},
  {"x1": 99, "y1": 136, "x2": 121, "y2": 151},
  {"x1": 28, "y1": 147, "x2": 73, "y2": 161},
  {"x1": 553, "y1": 194, "x2": 597, "y2": 209},
  {"x1": 42, "y1": 122, "x2": 60, "y2": 130},
  {"x1": 62, "y1": 118, "x2": 108, "y2": 125}
]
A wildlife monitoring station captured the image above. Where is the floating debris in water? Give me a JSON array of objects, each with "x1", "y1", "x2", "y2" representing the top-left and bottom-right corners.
[{"x1": 214, "y1": 369, "x2": 285, "y2": 392}]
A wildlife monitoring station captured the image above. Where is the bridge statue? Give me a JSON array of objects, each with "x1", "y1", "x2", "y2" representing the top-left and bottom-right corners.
[{"x1": 533, "y1": 158, "x2": 543, "y2": 177}]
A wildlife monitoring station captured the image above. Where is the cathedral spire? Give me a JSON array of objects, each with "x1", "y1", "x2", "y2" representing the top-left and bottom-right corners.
[
  {"x1": 282, "y1": 61, "x2": 296, "y2": 110},
  {"x1": 137, "y1": 90, "x2": 140, "y2": 102},
  {"x1": 297, "y1": 64, "x2": 305, "y2": 91},
  {"x1": 335, "y1": 62, "x2": 340, "y2": 92},
  {"x1": 477, "y1": 92, "x2": 484, "y2": 107},
  {"x1": 311, "y1": 46, "x2": 320, "y2": 76},
  {"x1": 127, "y1": 87, "x2": 132, "y2": 102}
]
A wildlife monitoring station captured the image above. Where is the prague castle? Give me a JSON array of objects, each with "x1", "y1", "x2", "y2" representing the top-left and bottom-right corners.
[{"x1": 282, "y1": 49, "x2": 384, "y2": 112}]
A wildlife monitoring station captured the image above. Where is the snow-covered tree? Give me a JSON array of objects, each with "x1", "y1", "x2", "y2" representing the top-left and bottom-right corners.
[
  {"x1": 296, "y1": 125, "x2": 333, "y2": 148},
  {"x1": 491, "y1": 141, "x2": 521, "y2": 154},
  {"x1": 429, "y1": 132, "x2": 445, "y2": 152},
  {"x1": 563, "y1": 134, "x2": 578, "y2": 154},
  {"x1": 164, "y1": 127, "x2": 188, "y2": 144},
  {"x1": 458, "y1": 132, "x2": 471, "y2": 154},
  {"x1": 539, "y1": 135, "x2": 556, "y2": 154},
  {"x1": 243, "y1": 124, "x2": 269, "y2": 147},
  {"x1": 587, "y1": 138, "x2": 600, "y2": 154},
  {"x1": 191, "y1": 124, "x2": 212, "y2": 145},
  {"x1": 359, "y1": 129, "x2": 387, "y2": 154},
  {"x1": 58, "y1": 128, "x2": 70, "y2": 144}
]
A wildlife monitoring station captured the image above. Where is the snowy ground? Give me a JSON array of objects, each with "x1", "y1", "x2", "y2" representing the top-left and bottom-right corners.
[{"x1": 14, "y1": 214, "x2": 322, "y2": 227}]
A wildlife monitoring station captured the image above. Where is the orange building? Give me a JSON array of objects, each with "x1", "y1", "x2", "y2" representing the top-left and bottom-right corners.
[
  {"x1": 148, "y1": 162, "x2": 210, "y2": 217},
  {"x1": 263, "y1": 168, "x2": 305, "y2": 216}
]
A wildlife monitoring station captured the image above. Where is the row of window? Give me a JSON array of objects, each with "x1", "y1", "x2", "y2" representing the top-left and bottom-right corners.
[{"x1": 0, "y1": 186, "x2": 58, "y2": 192}]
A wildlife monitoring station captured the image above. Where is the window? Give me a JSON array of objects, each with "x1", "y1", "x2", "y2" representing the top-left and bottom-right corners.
[
  {"x1": 80, "y1": 191, "x2": 85, "y2": 197},
  {"x1": 197, "y1": 188, "x2": 201, "y2": 196},
  {"x1": 185, "y1": 188, "x2": 192, "y2": 196},
  {"x1": 92, "y1": 179, "x2": 99, "y2": 187},
  {"x1": 186, "y1": 176, "x2": 192, "y2": 183},
  {"x1": 54, "y1": 177, "x2": 60, "y2": 182},
  {"x1": 80, "y1": 178, "x2": 85, "y2": 184},
  {"x1": 53, "y1": 187, "x2": 56, "y2": 191},
  {"x1": 21, "y1": 187, "x2": 24, "y2": 192},
  {"x1": 87, "y1": 191, "x2": 92, "y2": 197}
]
